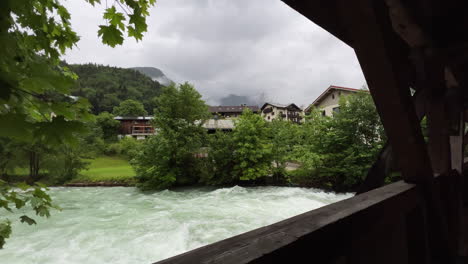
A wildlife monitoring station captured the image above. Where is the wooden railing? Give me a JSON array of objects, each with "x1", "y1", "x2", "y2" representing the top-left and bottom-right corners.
[{"x1": 132, "y1": 126, "x2": 154, "y2": 135}]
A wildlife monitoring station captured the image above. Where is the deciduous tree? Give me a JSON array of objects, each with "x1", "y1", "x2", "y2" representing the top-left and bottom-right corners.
[
  {"x1": 133, "y1": 83, "x2": 210, "y2": 190},
  {"x1": 0, "y1": 0, "x2": 156, "y2": 247},
  {"x1": 112, "y1": 99, "x2": 148, "y2": 117},
  {"x1": 232, "y1": 109, "x2": 272, "y2": 181}
]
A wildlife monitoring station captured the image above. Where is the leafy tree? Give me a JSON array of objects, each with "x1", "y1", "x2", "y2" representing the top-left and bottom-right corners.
[
  {"x1": 292, "y1": 91, "x2": 385, "y2": 191},
  {"x1": 43, "y1": 144, "x2": 90, "y2": 185},
  {"x1": 118, "y1": 137, "x2": 143, "y2": 160},
  {"x1": 0, "y1": 0, "x2": 155, "y2": 247},
  {"x1": 133, "y1": 83, "x2": 210, "y2": 190},
  {"x1": 200, "y1": 132, "x2": 237, "y2": 185},
  {"x1": 0, "y1": 139, "x2": 23, "y2": 182},
  {"x1": 70, "y1": 64, "x2": 162, "y2": 114},
  {"x1": 113, "y1": 99, "x2": 148, "y2": 117},
  {"x1": 95, "y1": 112, "x2": 120, "y2": 142},
  {"x1": 269, "y1": 120, "x2": 301, "y2": 182},
  {"x1": 232, "y1": 109, "x2": 272, "y2": 181}
]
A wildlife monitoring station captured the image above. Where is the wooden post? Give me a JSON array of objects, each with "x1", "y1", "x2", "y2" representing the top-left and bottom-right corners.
[
  {"x1": 336, "y1": 0, "x2": 451, "y2": 262},
  {"x1": 337, "y1": 0, "x2": 433, "y2": 184}
]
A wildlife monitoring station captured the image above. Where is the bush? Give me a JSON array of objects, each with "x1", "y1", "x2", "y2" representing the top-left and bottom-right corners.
[
  {"x1": 104, "y1": 142, "x2": 123, "y2": 156},
  {"x1": 119, "y1": 137, "x2": 142, "y2": 160}
]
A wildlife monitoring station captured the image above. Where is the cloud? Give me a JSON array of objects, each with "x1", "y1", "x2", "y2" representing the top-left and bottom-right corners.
[{"x1": 63, "y1": 0, "x2": 366, "y2": 106}]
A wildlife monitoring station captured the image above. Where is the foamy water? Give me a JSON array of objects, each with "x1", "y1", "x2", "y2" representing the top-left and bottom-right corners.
[{"x1": 0, "y1": 186, "x2": 352, "y2": 263}]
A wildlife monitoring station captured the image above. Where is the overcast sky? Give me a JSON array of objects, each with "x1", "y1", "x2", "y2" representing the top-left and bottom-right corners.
[{"x1": 63, "y1": 0, "x2": 366, "y2": 107}]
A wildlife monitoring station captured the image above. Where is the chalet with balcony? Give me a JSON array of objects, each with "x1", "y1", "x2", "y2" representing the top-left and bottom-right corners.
[
  {"x1": 114, "y1": 116, "x2": 155, "y2": 140},
  {"x1": 260, "y1": 103, "x2": 303, "y2": 123},
  {"x1": 305, "y1": 85, "x2": 366, "y2": 116},
  {"x1": 209, "y1": 105, "x2": 259, "y2": 119}
]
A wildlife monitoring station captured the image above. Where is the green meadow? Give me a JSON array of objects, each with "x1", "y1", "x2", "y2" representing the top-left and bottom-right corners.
[{"x1": 71, "y1": 156, "x2": 137, "y2": 185}]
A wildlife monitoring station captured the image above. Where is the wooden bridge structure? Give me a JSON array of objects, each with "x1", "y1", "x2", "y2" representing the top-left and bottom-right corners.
[{"x1": 155, "y1": 0, "x2": 468, "y2": 263}]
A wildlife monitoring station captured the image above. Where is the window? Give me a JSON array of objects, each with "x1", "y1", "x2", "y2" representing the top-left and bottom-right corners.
[
  {"x1": 272, "y1": 112, "x2": 275, "y2": 116},
  {"x1": 333, "y1": 107, "x2": 340, "y2": 113},
  {"x1": 332, "y1": 94, "x2": 335, "y2": 99},
  {"x1": 322, "y1": 110, "x2": 326, "y2": 116},
  {"x1": 267, "y1": 116, "x2": 270, "y2": 120}
]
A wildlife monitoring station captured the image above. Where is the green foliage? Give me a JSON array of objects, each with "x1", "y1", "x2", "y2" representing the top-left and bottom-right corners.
[
  {"x1": 291, "y1": 91, "x2": 385, "y2": 191},
  {"x1": 119, "y1": 137, "x2": 143, "y2": 159},
  {"x1": 232, "y1": 109, "x2": 272, "y2": 181},
  {"x1": 113, "y1": 99, "x2": 148, "y2": 117},
  {"x1": 43, "y1": 144, "x2": 90, "y2": 184},
  {"x1": 96, "y1": 112, "x2": 120, "y2": 142},
  {"x1": 0, "y1": 181, "x2": 58, "y2": 249},
  {"x1": 153, "y1": 82, "x2": 210, "y2": 129},
  {"x1": 269, "y1": 120, "x2": 301, "y2": 182},
  {"x1": 133, "y1": 83, "x2": 210, "y2": 190},
  {"x1": 0, "y1": 139, "x2": 23, "y2": 181},
  {"x1": 0, "y1": 0, "x2": 155, "y2": 247},
  {"x1": 70, "y1": 64, "x2": 162, "y2": 114},
  {"x1": 103, "y1": 137, "x2": 142, "y2": 159},
  {"x1": 200, "y1": 132, "x2": 237, "y2": 185}
]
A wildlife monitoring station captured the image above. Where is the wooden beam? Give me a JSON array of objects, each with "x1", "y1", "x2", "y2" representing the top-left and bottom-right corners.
[
  {"x1": 337, "y1": 0, "x2": 433, "y2": 184},
  {"x1": 357, "y1": 88, "x2": 428, "y2": 194},
  {"x1": 281, "y1": 0, "x2": 352, "y2": 47},
  {"x1": 336, "y1": 1, "x2": 455, "y2": 262}
]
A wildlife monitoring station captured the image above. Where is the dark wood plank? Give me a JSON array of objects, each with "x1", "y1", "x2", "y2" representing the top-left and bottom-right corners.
[
  {"x1": 336, "y1": 0, "x2": 432, "y2": 184},
  {"x1": 281, "y1": 0, "x2": 351, "y2": 47},
  {"x1": 357, "y1": 88, "x2": 429, "y2": 194}
]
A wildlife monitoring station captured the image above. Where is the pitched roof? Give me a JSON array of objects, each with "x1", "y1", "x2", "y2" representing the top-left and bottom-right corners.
[
  {"x1": 260, "y1": 102, "x2": 302, "y2": 111},
  {"x1": 208, "y1": 105, "x2": 259, "y2": 113},
  {"x1": 305, "y1": 85, "x2": 367, "y2": 112},
  {"x1": 114, "y1": 116, "x2": 154, "y2": 120}
]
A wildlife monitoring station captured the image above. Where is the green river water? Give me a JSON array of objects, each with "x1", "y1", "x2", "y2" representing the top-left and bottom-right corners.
[{"x1": 0, "y1": 186, "x2": 352, "y2": 264}]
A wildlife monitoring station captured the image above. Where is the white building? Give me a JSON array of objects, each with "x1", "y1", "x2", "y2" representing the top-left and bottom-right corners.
[
  {"x1": 305, "y1": 85, "x2": 365, "y2": 116},
  {"x1": 260, "y1": 103, "x2": 303, "y2": 123}
]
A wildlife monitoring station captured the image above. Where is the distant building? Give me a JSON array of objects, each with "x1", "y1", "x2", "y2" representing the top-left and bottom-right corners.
[
  {"x1": 305, "y1": 85, "x2": 365, "y2": 116},
  {"x1": 202, "y1": 119, "x2": 235, "y2": 133},
  {"x1": 260, "y1": 103, "x2": 303, "y2": 123},
  {"x1": 208, "y1": 105, "x2": 259, "y2": 119},
  {"x1": 114, "y1": 116, "x2": 155, "y2": 140}
]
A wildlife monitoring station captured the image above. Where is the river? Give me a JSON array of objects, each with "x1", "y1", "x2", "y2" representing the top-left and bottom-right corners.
[{"x1": 0, "y1": 186, "x2": 352, "y2": 264}]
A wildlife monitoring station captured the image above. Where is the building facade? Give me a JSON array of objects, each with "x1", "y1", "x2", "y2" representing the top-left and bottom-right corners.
[
  {"x1": 114, "y1": 116, "x2": 155, "y2": 140},
  {"x1": 305, "y1": 85, "x2": 365, "y2": 116},
  {"x1": 260, "y1": 103, "x2": 303, "y2": 123},
  {"x1": 208, "y1": 105, "x2": 259, "y2": 119}
]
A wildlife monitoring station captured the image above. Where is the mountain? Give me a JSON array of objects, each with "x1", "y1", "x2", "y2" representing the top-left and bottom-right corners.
[
  {"x1": 131, "y1": 67, "x2": 173, "y2": 86},
  {"x1": 69, "y1": 64, "x2": 162, "y2": 114},
  {"x1": 218, "y1": 94, "x2": 259, "y2": 106}
]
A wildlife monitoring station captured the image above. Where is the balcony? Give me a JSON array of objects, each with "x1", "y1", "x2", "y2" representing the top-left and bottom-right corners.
[{"x1": 131, "y1": 125, "x2": 155, "y2": 135}]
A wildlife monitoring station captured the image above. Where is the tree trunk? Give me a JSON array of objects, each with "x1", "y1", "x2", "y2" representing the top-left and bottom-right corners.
[{"x1": 27, "y1": 150, "x2": 41, "y2": 184}]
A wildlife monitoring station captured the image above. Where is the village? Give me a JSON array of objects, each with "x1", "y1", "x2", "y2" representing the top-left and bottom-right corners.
[{"x1": 116, "y1": 85, "x2": 365, "y2": 139}]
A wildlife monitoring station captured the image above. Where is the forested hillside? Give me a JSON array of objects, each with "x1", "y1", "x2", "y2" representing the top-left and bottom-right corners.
[{"x1": 70, "y1": 64, "x2": 162, "y2": 114}]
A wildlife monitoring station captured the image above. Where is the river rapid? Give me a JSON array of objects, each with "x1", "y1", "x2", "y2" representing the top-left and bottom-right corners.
[{"x1": 0, "y1": 186, "x2": 352, "y2": 264}]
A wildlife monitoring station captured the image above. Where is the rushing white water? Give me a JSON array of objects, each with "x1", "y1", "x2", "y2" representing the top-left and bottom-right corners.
[{"x1": 0, "y1": 186, "x2": 352, "y2": 264}]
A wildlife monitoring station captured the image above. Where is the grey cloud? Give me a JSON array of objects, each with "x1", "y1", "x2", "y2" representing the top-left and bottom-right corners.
[{"x1": 63, "y1": 0, "x2": 366, "y2": 106}]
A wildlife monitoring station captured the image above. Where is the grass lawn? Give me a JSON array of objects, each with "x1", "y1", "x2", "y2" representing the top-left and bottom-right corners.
[{"x1": 70, "y1": 156, "x2": 136, "y2": 185}]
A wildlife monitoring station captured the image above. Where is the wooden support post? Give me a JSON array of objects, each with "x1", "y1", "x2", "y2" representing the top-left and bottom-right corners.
[
  {"x1": 337, "y1": 0, "x2": 452, "y2": 262},
  {"x1": 357, "y1": 88, "x2": 428, "y2": 194},
  {"x1": 448, "y1": 104, "x2": 465, "y2": 256},
  {"x1": 337, "y1": 0, "x2": 432, "y2": 184}
]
